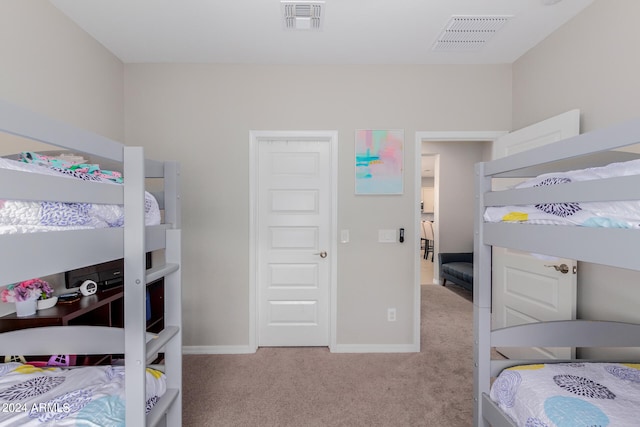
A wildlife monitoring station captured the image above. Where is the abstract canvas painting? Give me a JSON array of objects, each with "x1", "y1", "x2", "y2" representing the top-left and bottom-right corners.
[{"x1": 355, "y1": 129, "x2": 404, "y2": 194}]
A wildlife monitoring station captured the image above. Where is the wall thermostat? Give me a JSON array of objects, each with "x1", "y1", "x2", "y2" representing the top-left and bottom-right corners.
[{"x1": 80, "y1": 280, "x2": 98, "y2": 296}]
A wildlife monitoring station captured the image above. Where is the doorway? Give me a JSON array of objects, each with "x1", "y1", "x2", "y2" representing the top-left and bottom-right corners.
[
  {"x1": 249, "y1": 131, "x2": 338, "y2": 351},
  {"x1": 413, "y1": 132, "x2": 504, "y2": 345},
  {"x1": 419, "y1": 154, "x2": 437, "y2": 285}
]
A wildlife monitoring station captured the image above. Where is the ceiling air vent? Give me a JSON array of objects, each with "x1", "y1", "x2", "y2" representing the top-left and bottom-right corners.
[
  {"x1": 432, "y1": 15, "x2": 513, "y2": 52},
  {"x1": 281, "y1": 1, "x2": 325, "y2": 31}
]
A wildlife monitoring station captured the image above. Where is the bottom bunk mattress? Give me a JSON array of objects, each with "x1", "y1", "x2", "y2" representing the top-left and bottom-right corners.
[
  {"x1": 0, "y1": 363, "x2": 166, "y2": 426},
  {"x1": 490, "y1": 362, "x2": 640, "y2": 427}
]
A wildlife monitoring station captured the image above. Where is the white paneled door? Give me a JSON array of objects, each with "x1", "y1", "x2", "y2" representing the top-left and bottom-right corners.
[
  {"x1": 257, "y1": 139, "x2": 331, "y2": 346},
  {"x1": 492, "y1": 110, "x2": 579, "y2": 360}
]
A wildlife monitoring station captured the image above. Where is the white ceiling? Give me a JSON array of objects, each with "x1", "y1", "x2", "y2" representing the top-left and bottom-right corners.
[{"x1": 49, "y1": 0, "x2": 594, "y2": 64}]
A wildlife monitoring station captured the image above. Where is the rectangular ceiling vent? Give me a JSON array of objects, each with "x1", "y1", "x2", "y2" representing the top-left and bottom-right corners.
[
  {"x1": 432, "y1": 15, "x2": 513, "y2": 52},
  {"x1": 281, "y1": 1, "x2": 325, "y2": 31}
]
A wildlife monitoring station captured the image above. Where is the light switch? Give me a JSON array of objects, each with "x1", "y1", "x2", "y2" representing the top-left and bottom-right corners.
[
  {"x1": 341, "y1": 229, "x2": 350, "y2": 243},
  {"x1": 378, "y1": 229, "x2": 396, "y2": 243}
]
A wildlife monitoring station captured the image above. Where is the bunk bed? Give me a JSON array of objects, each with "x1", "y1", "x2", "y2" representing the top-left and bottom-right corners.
[
  {"x1": 474, "y1": 118, "x2": 640, "y2": 427},
  {"x1": 0, "y1": 99, "x2": 182, "y2": 426}
]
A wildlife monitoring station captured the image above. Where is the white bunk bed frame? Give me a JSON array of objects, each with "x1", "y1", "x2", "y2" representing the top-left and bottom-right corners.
[
  {"x1": 0, "y1": 99, "x2": 182, "y2": 427},
  {"x1": 474, "y1": 118, "x2": 640, "y2": 426}
]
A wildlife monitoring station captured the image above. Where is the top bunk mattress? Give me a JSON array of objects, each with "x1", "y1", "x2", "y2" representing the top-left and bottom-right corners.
[
  {"x1": 484, "y1": 158, "x2": 640, "y2": 229},
  {"x1": 0, "y1": 153, "x2": 160, "y2": 235}
]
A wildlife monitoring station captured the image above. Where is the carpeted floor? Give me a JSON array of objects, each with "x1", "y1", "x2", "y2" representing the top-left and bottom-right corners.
[{"x1": 182, "y1": 283, "x2": 474, "y2": 426}]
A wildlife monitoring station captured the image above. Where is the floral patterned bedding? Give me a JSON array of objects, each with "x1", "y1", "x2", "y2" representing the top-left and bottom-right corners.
[
  {"x1": 490, "y1": 362, "x2": 640, "y2": 427},
  {"x1": 0, "y1": 156, "x2": 160, "y2": 235},
  {"x1": 484, "y1": 158, "x2": 640, "y2": 228},
  {"x1": 0, "y1": 363, "x2": 166, "y2": 426}
]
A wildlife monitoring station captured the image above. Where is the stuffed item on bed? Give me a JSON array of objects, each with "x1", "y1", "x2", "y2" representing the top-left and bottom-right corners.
[
  {"x1": 484, "y1": 158, "x2": 640, "y2": 228},
  {"x1": 19, "y1": 152, "x2": 124, "y2": 184},
  {"x1": 490, "y1": 362, "x2": 640, "y2": 427},
  {"x1": 0, "y1": 363, "x2": 166, "y2": 426},
  {"x1": 0, "y1": 155, "x2": 160, "y2": 235}
]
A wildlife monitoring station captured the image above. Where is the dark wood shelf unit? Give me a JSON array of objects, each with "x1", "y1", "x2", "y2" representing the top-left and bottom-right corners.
[
  {"x1": 146, "y1": 279, "x2": 165, "y2": 333},
  {"x1": 0, "y1": 287, "x2": 124, "y2": 332},
  {"x1": 0, "y1": 279, "x2": 165, "y2": 365}
]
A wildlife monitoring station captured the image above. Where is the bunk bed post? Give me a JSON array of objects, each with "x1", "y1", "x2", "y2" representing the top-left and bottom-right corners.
[
  {"x1": 164, "y1": 160, "x2": 182, "y2": 425},
  {"x1": 473, "y1": 161, "x2": 492, "y2": 427},
  {"x1": 164, "y1": 161, "x2": 181, "y2": 228},
  {"x1": 123, "y1": 146, "x2": 147, "y2": 426},
  {"x1": 164, "y1": 228, "x2": 182, "y2": 425}
]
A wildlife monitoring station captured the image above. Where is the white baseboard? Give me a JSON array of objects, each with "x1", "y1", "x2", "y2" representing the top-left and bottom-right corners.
[
  {"x1": 183, "y1": 345, "x2": 256, "y2": 355},
  {"x1": 332, "y1": 343, "x2": 419, "y2": 353},
  {"x1": 184, "y1": 343, "x2": 419, "y2": 354}
]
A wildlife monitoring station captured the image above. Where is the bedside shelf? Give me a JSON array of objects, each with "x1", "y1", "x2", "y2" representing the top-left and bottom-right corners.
[
  {"x1": 0, "y1": 280, "x2": 165, "y2": 365},
  {"x1": 0, "y1": 287, "x2": 124, "y2": 332}
]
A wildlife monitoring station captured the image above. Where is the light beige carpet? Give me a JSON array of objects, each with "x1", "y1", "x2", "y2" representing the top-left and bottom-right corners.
[{"x1": 183, "y1": 284, "x2": 474, "y2": 426}]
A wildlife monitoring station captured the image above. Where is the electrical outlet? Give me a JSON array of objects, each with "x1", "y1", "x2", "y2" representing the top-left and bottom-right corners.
[{"x1": 387, "y1": 308, "x2": 396, "y2": 322}]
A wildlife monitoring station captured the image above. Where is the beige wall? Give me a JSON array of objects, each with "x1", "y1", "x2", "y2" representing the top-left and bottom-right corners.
[
  {"x1": 512, "y1": 0, "x2": 640, "y2": 357},
  {"x1": 513, "y1": 0, "x2": 640, "y2": 132},
  {"x1": 0, "y1": 0, "x2": 124, "y2": 143},
  {"x1": 0, "y1": 0, "x2": 124, "y2": 317},
  {"x1": 1, "y1": 1, "x2": 512, "y2": 351},
  {"x1": 11, "y1": 0, "x2": 633, "y2": 353},
  {"x1": 124, "y1": 64, "x2": 511, "y2": 350}
]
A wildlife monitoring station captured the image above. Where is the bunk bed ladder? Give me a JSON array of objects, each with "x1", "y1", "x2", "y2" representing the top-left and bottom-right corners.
[
  {"x1": 157, "y1": 159, "x2": 182, "y2": 427},
  {"x1": 124, "y1": 147, "x2": 182, "y2": 427},
  {"x1": 150, "y1": 228, "x2": 182, "y2": 427}
]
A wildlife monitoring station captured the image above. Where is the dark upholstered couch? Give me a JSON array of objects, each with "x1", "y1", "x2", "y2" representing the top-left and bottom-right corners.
[{"x1": 439, "y1": 252, "x2": 473, "y2": 292}]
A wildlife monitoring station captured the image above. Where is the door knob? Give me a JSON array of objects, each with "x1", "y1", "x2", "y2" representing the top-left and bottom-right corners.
[
  {"x1": 545, "y1": 263, "x2": 569, "y2": 274},
  {"x1": 314, "y1": 251, "x2": 328, "y2": 258}
]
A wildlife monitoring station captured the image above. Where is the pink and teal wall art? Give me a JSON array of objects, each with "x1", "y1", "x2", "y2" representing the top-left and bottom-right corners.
[{"x1": 355, "y1": 129, "x2": 404, "y2": 194}]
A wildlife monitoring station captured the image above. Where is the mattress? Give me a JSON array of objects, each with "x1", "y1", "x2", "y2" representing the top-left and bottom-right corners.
[
  {"x1": 0, "y1": 362, "x2": 166, "y2": 426},
  {"x1": 490, "y1": 362, "x2": 640, "y2": 427},
  {"x1": 484, "y1": 158, "x2": 640, "y2": 228},
  {"x1": 0, "y1": 156, "x2": 160, "y2": 235}
]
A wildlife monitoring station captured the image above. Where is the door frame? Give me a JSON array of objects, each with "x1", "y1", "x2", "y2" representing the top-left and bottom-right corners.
[
  {"x1": 413, "y1": 131, "x2": 505, "y2": 347},
  {"x1": 249, "y1": 130, "x2": 338, "y2": 352}
]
